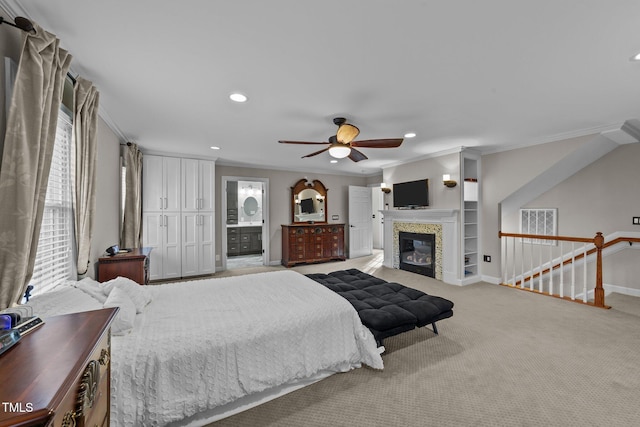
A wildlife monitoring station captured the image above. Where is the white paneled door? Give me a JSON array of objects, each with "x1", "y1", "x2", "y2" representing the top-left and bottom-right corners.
[{"x1": 348, "y1": 185, "x2": 373, "y2": 258}]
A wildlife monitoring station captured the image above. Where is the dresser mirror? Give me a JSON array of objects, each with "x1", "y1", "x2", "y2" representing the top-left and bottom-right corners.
[{"x1": 291, "y1": 178, "x2": 328, "y2": 223}]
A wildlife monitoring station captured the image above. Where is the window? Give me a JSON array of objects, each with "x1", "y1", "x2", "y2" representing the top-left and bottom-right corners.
[
  {"x1": 520, "y1": 208, "x2": 557, "y2": 245},
  {"x1": 30, "y1": 106, "x2": 76, "y2": 295}
]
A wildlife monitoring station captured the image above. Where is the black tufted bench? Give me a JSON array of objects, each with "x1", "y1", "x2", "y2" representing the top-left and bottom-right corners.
[{"x1": 306, "y1": 268, "x2": 454, "y2": 346}]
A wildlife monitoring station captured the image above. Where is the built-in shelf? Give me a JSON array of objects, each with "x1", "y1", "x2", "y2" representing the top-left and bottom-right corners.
[{"x1": 461, "y1": 152, "x2": 481, "y2": 284}]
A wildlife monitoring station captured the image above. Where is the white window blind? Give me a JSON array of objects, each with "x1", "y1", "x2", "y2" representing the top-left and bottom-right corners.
[
  {"x1": 30, "y1": 107, "x2": 76, "y2": 295},
  {"x1": 520, "y1": 208, "x2": 557, "y2": 245}
]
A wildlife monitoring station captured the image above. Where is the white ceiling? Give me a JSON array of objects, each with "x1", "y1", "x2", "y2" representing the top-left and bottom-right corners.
[{"x1": 3, "y1": 0, "x2": 640, "y2": 176}]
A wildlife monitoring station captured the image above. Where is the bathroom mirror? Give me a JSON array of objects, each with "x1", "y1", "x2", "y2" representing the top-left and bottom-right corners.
[
  {"x1": 290, "y1": 178, "x2": 328, "y2": 224},
  {"x1": 243, "y1": 196, "x2": 259, "y2": 216}
]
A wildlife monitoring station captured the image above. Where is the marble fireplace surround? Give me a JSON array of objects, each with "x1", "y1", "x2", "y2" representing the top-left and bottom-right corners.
[{"x1": 381, "y1": 209, "x2": 459, "y2": 285}]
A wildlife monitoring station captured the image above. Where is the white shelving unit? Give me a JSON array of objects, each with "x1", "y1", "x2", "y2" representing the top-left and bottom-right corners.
[{"x1": 460, "y1": 151, "x2": 481, "y2": 284}]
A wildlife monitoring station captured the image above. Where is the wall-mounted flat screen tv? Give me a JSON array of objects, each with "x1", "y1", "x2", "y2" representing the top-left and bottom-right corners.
[{"x1": 393, "y1": 179, "x2": 429, "y2": 208}]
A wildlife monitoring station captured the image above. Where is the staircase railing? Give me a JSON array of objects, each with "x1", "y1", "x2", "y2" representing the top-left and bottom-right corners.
[{"x1": 498, "y1": 231, "x2": 612, "y2": 308}]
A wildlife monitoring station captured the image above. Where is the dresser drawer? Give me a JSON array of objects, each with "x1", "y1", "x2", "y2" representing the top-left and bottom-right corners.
[{"x1": 48, "y1": 327, "x2": 111, "y2": 427}]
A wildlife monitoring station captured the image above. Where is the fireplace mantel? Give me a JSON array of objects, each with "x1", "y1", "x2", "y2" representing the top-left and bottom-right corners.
[{"x1": 380, "y1": 209, "x2": 460, "y2": 285}]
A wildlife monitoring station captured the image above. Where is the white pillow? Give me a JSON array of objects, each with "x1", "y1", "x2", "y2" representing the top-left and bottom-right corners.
[
  {"x1": 26, "y1": 286, "x2": 103, "y2": 318},
  {"x1": 102, "y1": 276, "x2": 152, "y2": 313},
  {"x1": 103, "y1": 287, "x2": 136, "y2": 336},
  {"x1": 73, "y1": 277, "x2": 108, "y2": 303}
]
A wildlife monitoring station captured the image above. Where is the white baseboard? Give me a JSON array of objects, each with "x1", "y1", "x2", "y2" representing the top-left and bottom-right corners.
[
  {"x1": 603, "y1": 283, "x2": 640, "y2": 298},
  {"x1": 481, "y1": 275, "x2": 502, "y2": 285}
]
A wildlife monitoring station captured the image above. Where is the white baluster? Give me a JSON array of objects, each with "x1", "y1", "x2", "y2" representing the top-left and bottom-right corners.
[
  {"x1": 512, "y1": 237, "x2": 516, "y2": 286},
  {"x1": 571, "y1": 243, "x2": 576, "y2": 300},
  {"x1": 520, "y1": 238, "x2": 525, "y2": 288},
  {"x1": 583, "y1": 244, "x2": 588, "y2": 303},
  {"x1": 548, "y1": 244, "x2": 553, "y2": 296},
  {"x1": 500, "y1": 236, "x2": 508, "y2": 285},
  {"x1": 538, "y1": 243, "x2": 543, "y2": 293},
  {"x1": 529, "y1": 241, "x2": 534, "y2": 290},
  {"x1": 559, "y1": 242, "x2": 564, "y2": 298}
]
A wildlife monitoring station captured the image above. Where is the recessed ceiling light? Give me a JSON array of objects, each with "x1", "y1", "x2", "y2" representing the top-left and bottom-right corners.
[
  {"x1": 210, "y1": 146, "x2": 220, "y2": 150},
  {"x1": 630, "y1": 53, "x2": 640, "y2": 61},
  {"x1": 229, "y1": 93, "x2": 248, "y2": 102},
  {"x1": 330, "y1": 160, "x2": 338, "y2": 164},
  {"x1": 404, "y1": 132, "x2": 416, "y2": 138}
]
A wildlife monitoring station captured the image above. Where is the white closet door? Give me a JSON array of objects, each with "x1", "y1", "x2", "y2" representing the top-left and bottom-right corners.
[
  {"x1": 142, "y1": 156, "x2": 164, "y2": 212},
  {"x1": 181, "y1": 158, "x2": 199, "y2": 212},
  {"x1": 163, "y1": 157, "x2": 182, "y2": 212}
]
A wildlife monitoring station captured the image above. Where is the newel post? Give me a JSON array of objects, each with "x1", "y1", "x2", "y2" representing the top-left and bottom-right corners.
[{"x1": 593, "y1": 232, "x2": 605, "y2": 308}]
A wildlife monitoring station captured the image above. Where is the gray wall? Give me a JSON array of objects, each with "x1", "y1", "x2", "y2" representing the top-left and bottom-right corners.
[
  {"x1": 381, "y1": 151, "x2": 461, "y2": 210},
  {"x1": 481, "y1": 135, "x2": 590, "y2": 279},
  {"x1": 89, "y1": 117, "x2": 122, "y2": 278},
  {"x1": 482, "y1": 136, "x2": 640, "y2": 290}
]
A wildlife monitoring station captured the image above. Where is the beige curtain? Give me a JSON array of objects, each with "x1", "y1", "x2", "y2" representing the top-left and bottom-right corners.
[
  {"x1": 120, "y1": 143, "x2": 143, "y2": 249},
  {"x1": 74, "y1": 77, "x2": 100, "y2": 276},
  {"x1": 0, "y1": 24, "x2": 72, "y2": 309}
]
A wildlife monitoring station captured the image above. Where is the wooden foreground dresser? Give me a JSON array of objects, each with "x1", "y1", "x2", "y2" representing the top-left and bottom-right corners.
[{"x1": 0, "y1": 308, "x2": 118, "y2": 427}]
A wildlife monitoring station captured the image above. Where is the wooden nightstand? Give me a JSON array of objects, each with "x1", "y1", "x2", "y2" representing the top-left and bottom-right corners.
[
  {"x1": 0, "y1": 308, "x2": 118, "y2": 427},
  {"x1": 98, "y1": 247, "x2": 152, "y2": 285}
]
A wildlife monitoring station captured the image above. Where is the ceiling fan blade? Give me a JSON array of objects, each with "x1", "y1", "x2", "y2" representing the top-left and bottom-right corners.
[
  {"x1": 279, "y1": 140, "x2": 330, "y2": 145},
  {"x1": 336, "y1": 123, "x2": 360, "y2": 144},
  {"x1": 348, "y1": 148, "x2": 368, "y2": 162},
  {"x1": 351, "y1": 138, "x2": 404, "y2": 148},
  {"x1": 302, "y1": 146, "x2": 331, "y2": 158}
]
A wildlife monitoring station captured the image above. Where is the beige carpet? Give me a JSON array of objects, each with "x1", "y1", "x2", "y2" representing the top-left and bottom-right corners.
[{"x1": 208, "y1": 252, "x2": 640, "y2": 427}]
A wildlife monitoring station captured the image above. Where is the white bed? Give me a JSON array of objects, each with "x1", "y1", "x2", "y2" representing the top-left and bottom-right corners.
[{"x1": 25, "y1": 270, "x2": 383, "y2": 426}]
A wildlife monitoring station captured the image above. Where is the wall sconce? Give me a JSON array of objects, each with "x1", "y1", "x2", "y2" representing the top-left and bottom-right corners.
[
  {"x1": 381, "y1": 183, "x2": 391, "y2": 194},
  {"x1": 443, "y1": 174, "x2": 457, "y2": 188}
]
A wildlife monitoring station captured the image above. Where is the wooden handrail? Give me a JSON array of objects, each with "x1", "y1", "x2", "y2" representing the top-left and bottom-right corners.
[{"x1": 498, "y1": 231, "x2": 595, "y2": 244}]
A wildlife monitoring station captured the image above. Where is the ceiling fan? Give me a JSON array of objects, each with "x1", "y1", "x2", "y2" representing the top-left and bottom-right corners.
[{"x1": 278, "y1": 117, "x2": 403, "y2": 162}]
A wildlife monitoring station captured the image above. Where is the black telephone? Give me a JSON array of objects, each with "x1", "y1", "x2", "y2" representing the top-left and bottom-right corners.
[{"x1": 105, "y1": 244, "x2": 120, "y2": 256}]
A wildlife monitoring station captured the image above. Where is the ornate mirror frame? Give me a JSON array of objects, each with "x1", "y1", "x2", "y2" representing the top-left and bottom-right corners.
[{"x1": 290, "y1": 178, "x2": 328, "y2": 224}]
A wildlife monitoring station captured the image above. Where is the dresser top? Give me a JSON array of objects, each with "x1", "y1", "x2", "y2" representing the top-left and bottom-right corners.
[
  {"x1": 282, "y1": 223, "x2": 345, "y2": 227},
  {"x1": 99, "y1": 246, "x2": 152, "y2": 261}
]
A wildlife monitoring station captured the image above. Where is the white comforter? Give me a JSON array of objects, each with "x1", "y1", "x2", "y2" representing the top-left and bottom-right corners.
[{"x1": 27, "y1": 270, "x2": 382, "y2": 426}]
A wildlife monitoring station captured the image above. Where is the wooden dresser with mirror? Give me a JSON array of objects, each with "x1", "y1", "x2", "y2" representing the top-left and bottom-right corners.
[{"x1": 281, "y1": 178, "x2": 346, "y2": 267}]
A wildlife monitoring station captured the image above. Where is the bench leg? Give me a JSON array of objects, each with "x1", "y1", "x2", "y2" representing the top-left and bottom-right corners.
[{"x1": 431, "y1": 322, "x2": 439, "y2": 335}]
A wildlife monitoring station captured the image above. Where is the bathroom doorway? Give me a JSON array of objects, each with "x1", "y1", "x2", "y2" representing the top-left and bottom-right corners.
[{"x1": 221, "y1": 176, "x2": 269, "y2": 270}]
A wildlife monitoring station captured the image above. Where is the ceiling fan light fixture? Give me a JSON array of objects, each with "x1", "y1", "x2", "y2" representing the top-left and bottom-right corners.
[
  {"x1": 229, "y1": 92, "x2": 248, "y2": 103},
  {"x1": 336, "y1": 123, "x2": 360, "y2": 143},
  {"x1": 404, "y1": 132, "x2": 416, "y2": 138},
  {"x1": 328, "y1": 145, "x2": 351, "y2": 159}
]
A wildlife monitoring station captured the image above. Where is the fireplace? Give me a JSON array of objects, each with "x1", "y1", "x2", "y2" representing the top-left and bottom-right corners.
[{"x1": 398, "y1": 231, "x2": 436, "y2": 278}]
